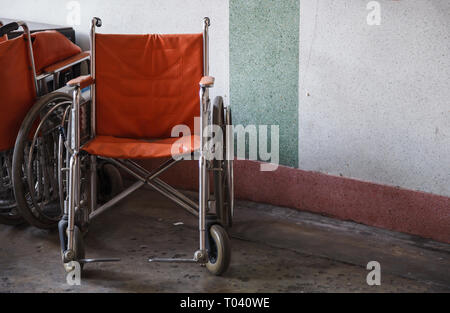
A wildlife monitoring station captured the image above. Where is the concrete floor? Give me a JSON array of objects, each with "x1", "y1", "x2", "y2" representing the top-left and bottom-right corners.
[{"x1": 0, "y1": 187, "x2": 449, "y2": 293}]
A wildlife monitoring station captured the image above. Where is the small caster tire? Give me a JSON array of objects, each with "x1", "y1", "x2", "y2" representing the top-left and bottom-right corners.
[
  {"x1": 206, "y1": 224, "x2": 231, "y2": 276},
  {"x1": 62, "y1": 225, "x2": 85, "y2": 273}
]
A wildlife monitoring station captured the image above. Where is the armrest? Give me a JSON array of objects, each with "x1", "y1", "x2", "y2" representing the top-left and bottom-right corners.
[
  {"x1": 43, "y1": 51, "x2": 90, "y2": 74},
  {"x1": 67, "y1": 75, "x2": 94, "y2": 89},
  {"x1": 199, "y1": 76, "x2": 215, "y2": 88}
]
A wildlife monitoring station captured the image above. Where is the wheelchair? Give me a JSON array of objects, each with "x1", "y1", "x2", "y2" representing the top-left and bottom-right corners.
[
  {"x1": 58, "y1": 17, "x2": 234, "y2": 276},
  {"x1": 0, "y1": 21, "x2": 90, "y2": 226}
]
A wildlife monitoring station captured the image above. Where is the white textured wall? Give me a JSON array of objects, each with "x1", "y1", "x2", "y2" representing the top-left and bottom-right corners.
[
  {"x1": 0, "y1": 0, "x2": 229, "y2": 105},
  {"x1": 299, "y1": 0, "x2": 450, "y2": 197}
]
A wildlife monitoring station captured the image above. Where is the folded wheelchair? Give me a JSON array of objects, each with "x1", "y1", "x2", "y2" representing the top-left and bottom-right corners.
[
  {"x1": 58, "y1": 17, "x2": 234, "y2": 275},
  {"x1": 0, "y1": 21, "x2": 90, "y2": 226}
]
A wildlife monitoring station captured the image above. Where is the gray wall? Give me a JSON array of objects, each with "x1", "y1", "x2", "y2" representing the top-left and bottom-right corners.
[{"x1": 299, "y1": 0, "x2": 450, "y2": 197}]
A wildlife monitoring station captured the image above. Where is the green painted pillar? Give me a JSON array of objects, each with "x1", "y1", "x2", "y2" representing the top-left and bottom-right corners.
[{"x1": 230, "y1": 0, "x2": 300, "y2": 168}]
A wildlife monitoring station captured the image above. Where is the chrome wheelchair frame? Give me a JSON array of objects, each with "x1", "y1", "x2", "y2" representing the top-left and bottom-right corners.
[{"x1": 60, "y1": 17, "x2": 234, "y2": 275}]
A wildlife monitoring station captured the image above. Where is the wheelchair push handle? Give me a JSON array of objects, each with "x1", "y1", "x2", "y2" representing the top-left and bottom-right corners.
[
  {"x1": 93, "y1": 17, "x2": 102, "y2": 27},
  {"x1": 0, "y1": 22, "x2": 19, "y2": 37}
]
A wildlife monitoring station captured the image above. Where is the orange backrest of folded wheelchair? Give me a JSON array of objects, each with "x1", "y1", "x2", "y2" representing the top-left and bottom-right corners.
[
  {"x1": 95, "y1": 33, "x2": 203, "y2": 139},
  {"x1": 0, "y1": 36, "x2": 36, "y2": 151},
  {"x1": 32, "y1": 30, "x2": 81, "y2": 74}
]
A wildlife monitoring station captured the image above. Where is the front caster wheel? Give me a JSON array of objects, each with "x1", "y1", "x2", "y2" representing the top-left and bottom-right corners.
[
  {"x1": 61, "y1": 225, "x2": 85, "y2": 273},
  {"x1": 206, "y1": 224, "x2": 231, "y2": 276}
]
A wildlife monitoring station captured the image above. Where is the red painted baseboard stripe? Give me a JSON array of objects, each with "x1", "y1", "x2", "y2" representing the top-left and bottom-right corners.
[{"x1": 138, "y1": 159, "x2": 450, "y2": 244}]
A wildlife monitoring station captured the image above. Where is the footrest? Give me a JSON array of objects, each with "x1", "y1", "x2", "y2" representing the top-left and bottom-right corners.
[
  {"x1": 79, "y1": 258, "x2": 121, "y2": 264},
  {"x1": 149, "y1": 258, "x2": 197, "y2": 263}
]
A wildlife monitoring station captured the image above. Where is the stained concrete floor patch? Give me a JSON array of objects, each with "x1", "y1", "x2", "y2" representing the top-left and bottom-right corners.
[{"x1": 0, "y1": 189, "x2": 449, "y2": 292}]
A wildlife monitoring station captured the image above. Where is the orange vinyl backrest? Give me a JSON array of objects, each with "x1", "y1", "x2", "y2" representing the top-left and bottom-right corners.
[
  {"x1": 0, "y1": 35, "x2": 7, "y2": 43},
  {"x1": 95, "y1": 33, "x2": 203, "y2": 139},
  {"x1": 0, "y1": 36, "x2": 36, "y2": 151},
  {"x1": 32, "y1": 30, "x2": 81, "y2": 74}
]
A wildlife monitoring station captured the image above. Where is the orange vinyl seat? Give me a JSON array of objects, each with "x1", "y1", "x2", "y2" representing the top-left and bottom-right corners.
[
  {"x1": 81, "y1": 33, "x2": 204, "y2": 160},
  {"x1": 82, "y1": 135, "x2": 200, "y2": 159}
]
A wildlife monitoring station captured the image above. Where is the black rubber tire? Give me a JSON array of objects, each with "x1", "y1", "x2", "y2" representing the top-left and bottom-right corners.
[
  {"x1": 212, "y1": 97, "x2": 225, "y2": 222},
  {"x1": 212, "y1": 97, "x2": 232, "y2": 228},
  {"x1": 12, "y1": 92, "x2": 72, "y2": 229},
  {"x1": 206, "y1": 224, "x2": 231, "y2": 276},
  {"x1": 98, "y1": 163, "x2": 123, "y2": 204},
  {"x1": 224, "y1": 107, "x2": 233, "y2": 228}
]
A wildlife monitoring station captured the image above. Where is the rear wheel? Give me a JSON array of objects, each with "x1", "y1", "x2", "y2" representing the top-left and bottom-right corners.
[
  {"x1": 12, "y1": 92, "x2": 72, "y2": 229},
  {"x1": 212, "y1": 97, "x2": 233, "y2": 229}
]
